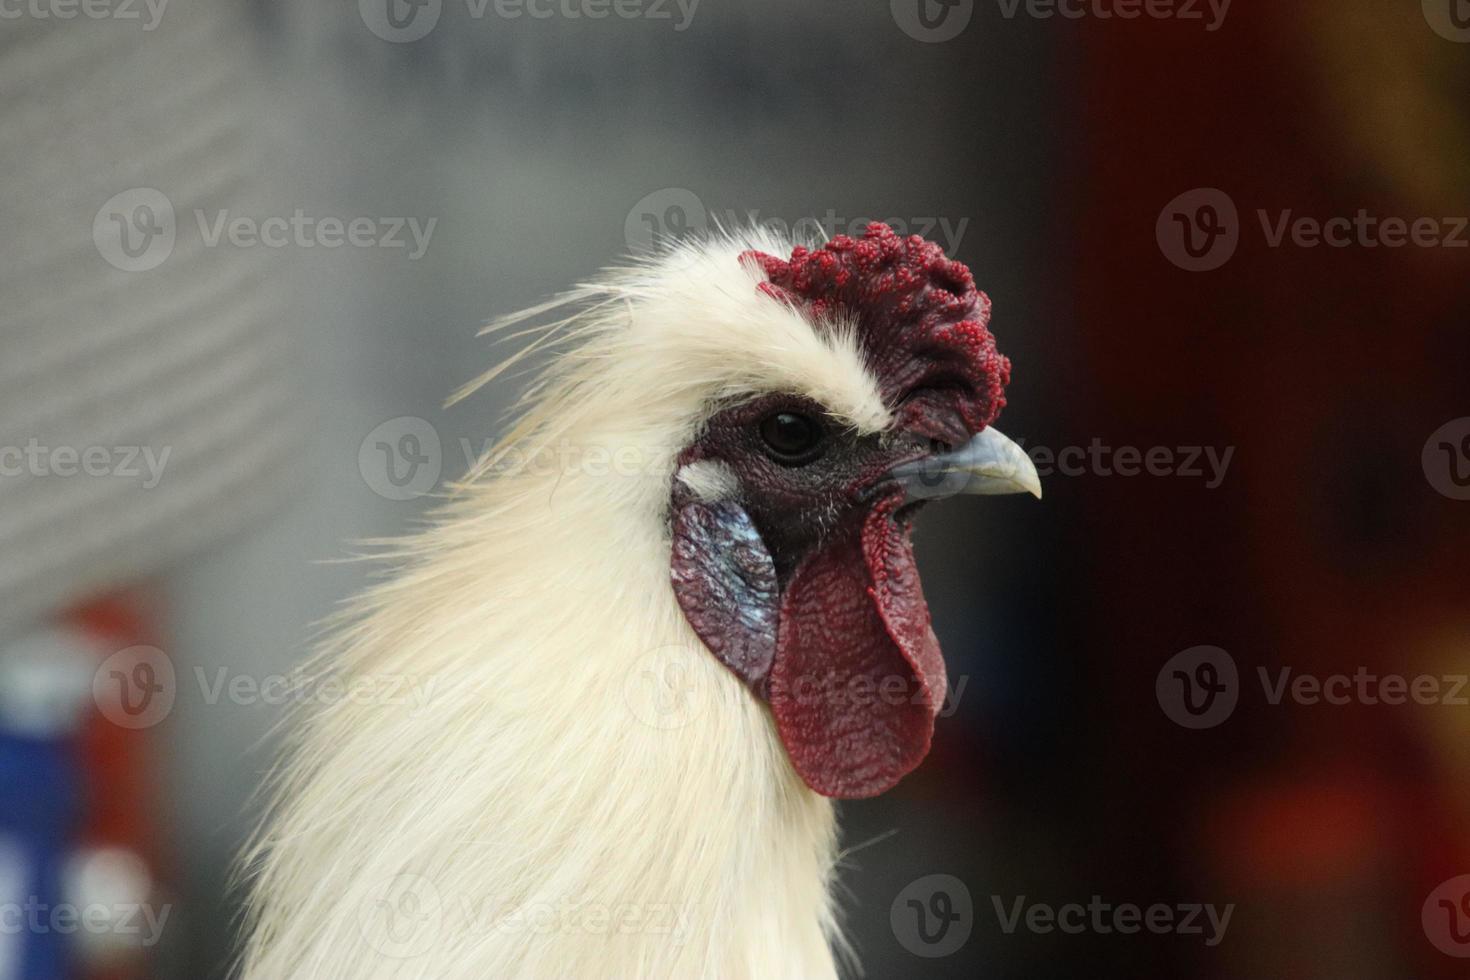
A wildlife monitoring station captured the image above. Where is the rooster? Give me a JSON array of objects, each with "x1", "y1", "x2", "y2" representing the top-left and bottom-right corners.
[{"x1": 237, "y1": 222, "x2": 1039, "y2": 980}]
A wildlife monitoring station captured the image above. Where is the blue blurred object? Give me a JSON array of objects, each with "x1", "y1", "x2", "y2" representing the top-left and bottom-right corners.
[{"x1": 0, "y1": 629, "x2": 94, "y2": 980}]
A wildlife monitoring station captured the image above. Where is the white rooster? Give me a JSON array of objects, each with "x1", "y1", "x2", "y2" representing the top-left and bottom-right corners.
[{"x1": 237, "y1": 222, "x2": 1039, "y2": 979}]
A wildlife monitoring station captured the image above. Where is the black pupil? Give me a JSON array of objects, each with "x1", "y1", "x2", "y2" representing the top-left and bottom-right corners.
[{"x1": 760, "y1": 412, "x2": 822, "y2": 463}]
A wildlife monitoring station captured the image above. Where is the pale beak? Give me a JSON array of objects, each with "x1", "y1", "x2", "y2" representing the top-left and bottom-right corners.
[{"x1": 891, "y1": 426, "x2": 1043, "y2": 500}]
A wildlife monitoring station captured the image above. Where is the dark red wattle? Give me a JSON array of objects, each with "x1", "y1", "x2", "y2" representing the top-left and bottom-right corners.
[{"x1": 769, "y1": 488, "x2": 946, "y2": 799}]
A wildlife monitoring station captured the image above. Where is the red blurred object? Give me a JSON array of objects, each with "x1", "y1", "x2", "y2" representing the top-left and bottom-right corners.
[{"x1": 68, "y1": 591, "x2": 172, "y2": 980}]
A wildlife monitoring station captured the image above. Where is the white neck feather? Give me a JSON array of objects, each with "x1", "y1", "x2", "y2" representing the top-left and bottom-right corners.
[{"x1": 240, "y1": 450, "x2": 843, "y2": 979}]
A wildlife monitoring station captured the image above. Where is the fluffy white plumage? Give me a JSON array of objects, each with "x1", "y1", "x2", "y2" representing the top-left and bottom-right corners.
[{"x1": 236, "y1": 230, "x2": 897, "y2": 979}]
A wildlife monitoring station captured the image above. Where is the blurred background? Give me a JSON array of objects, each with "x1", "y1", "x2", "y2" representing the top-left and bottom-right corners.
[{"x1": 0, "y1": 1, "x2": 1467, "y2": 977}]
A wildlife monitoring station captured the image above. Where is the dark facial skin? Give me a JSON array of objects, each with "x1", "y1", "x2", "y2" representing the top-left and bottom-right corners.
[{"x1": 674, "y1": 392, "x2": 937, "y2": 581}]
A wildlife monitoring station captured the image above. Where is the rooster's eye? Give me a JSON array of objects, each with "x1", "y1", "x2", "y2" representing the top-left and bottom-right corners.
[{"x1": 758, "y1": 412, "x2": 825, "y2": 466}]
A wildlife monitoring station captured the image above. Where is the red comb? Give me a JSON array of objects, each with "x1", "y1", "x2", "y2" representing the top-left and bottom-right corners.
[{"x1": 740, "y1": 222, "x2": 1009, "y2": 436}]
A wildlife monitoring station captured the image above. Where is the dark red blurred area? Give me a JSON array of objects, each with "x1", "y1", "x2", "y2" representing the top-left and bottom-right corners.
[{"x1": 1063, "y1": 3, "x2": 1469, "y2": 976}]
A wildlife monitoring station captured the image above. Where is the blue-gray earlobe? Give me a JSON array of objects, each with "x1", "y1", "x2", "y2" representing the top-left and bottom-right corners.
[{"x1": 670, "y1": 500, "x2": 779, "y2": 696}]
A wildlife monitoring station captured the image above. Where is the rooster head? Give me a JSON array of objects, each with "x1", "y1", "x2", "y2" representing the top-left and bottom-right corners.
[{"x1": 669, "y1": 222, "x2": 1039, "y2": 799}]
